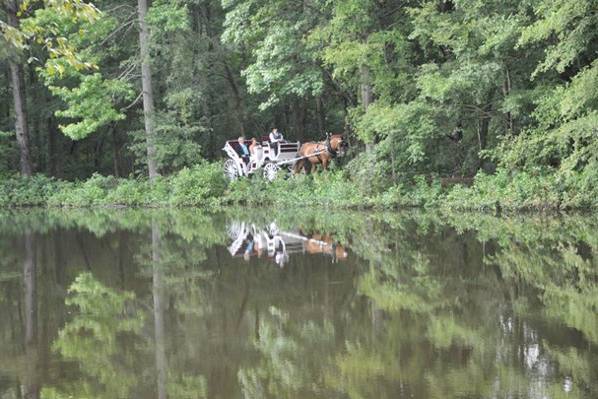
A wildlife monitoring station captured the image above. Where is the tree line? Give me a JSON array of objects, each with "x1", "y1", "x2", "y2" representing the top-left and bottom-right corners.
[{"x1": 1, "y1": 0, "x2": 596, "y2": 191}]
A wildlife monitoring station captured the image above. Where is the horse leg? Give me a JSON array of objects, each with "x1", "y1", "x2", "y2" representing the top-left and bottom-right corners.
[
  {"x1": 322, "y1": 158, "x2": 329, "y2": 171},
  {"x1": 293, "y1": 159, "x2": 303, "y2": 174}
]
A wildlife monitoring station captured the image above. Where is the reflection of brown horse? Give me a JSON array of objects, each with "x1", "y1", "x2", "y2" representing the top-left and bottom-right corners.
[
  {"x1": 293, "y1": 133, "x2": 348, "y2": 174},
  {"x1": 304, "y1": 233, "x2": 348, "y2": 261}
]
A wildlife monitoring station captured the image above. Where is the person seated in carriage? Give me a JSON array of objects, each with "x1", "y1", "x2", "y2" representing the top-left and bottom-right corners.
[{"x1": 238, "y1": 136, "x2": 251, "y2": 166}]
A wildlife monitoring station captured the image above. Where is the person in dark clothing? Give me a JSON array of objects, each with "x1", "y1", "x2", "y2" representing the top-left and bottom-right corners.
[
  {"x1": 269, "y1": 128, "x2": 284, "y2": 143},
  {"x1": 269, "y1": 128, "x2": 284, "y2": 156},
  {"x1": 238, "y1": 136, "x2": 250, "y2": 169}
]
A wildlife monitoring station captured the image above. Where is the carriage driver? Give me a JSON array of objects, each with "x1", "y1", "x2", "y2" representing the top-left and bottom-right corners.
[
  {"x1": 269, "y1": 127, "x2": 284, "y2": 143},
  {"x1": 269, "y1": 128, "x2": 284, "y2": 155}
]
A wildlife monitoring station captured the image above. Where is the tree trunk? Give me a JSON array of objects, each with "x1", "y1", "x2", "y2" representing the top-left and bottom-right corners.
[
  {"x1": 111, "y1": 126, "x2": 121, "y2": 177},
  {"x1": 118, "y1": 231, "x2": 128, "y2": 289},
  {"x1": 137, "y1": 0, "x2": 159, "y2": 180},
  {"x1": 94, "y1": 136, "x2": 104, "y2": 171},
  {"x1": 360, "y1": 65, "x2": 374, "y2": 152},
  {"x1": 2, "y1": 69, "x2": 10, "y2": 121},
  {"x1": 316, "y1": 96, "x2": 325, "y2": 134},
  {"x1": 30, "y1": 66, "x2": 44, "y2": 172},
  {"x1": 360, "y1": 65, "x2": 374, "y2": 109},
  {"x1": 477, "y1": 106, "x2": 492, "y2": 171},
  {"x1": 53, "y1": 230, "x2": 65, "y2": 289},
  {"x1": 503, "y1": 67, "x2": 514, "y2": 135},
  {"x1": 223, "y1": 62, "x2": 246, "y2": 137},
  {"x1": 23, "y1": 231, "x2": 37, "y2": 346},
  {"x1": 47, "y1": 117, "x2": 58, "y2": 176},
  {"x1": 152, "y1": 220, "x2": 167, "y2": 399},
  {"x1": 7, "y1": 0, "x2": 33, "y2": 176},
  {"x1": 300, "y1": 100, "x2": 308, "y2": 140},
  {"x1": 292, "y1": 98, "x2": 306, "y2": 141},
  {"x1": 23, "y1": 231, "x2": 40, "y2": 398}
]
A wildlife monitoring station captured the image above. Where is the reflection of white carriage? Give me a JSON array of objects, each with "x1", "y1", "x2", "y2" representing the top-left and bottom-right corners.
[
  {"x1": 227, "y1": 221, "x2": 347, "y2": 267},
  {"x1": 228, "y1": 221, "x2": 294, "y2": 266},
  {"x1": 223, "y1": 138, "x2": 302, "y2": 181}
]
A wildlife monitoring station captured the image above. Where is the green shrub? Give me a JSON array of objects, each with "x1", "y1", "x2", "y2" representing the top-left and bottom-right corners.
[
  {"x1": 0, "y1": 174, "x2": 61, "y2": 207},
  {"x1": 225, "y1": 174, "x2": 278, "y2": 206},
  {"x1": 0, "y1": 161, "x2": 596, "y2": 211},
  {"x1": 560, "y1": 165, "x2": 598, "y2": 209},
  {"x1": 104, "y1": 178, "x2": 154, "y2": 207},
  {"x1": 370, "y1": 176, "x2": 443, "y2": 209},
  {"x1": 309, "y1": 171, "x2": 367, "y2": 207},
  {"x1": 224, "y1": 170, "x2": 371, "y2": 208},
  {"x1": 345, "y1": 151, "x2": 391, "y2": 195},
  {"x1": 444, "y1": 168, "x2": 567, "y2": 211},
  {"x1": 48, "y1": 174, "x2": 116, "y2": 207},
  {"x1": 169, "y1": 163, "x2": 227, "y2": 207}
]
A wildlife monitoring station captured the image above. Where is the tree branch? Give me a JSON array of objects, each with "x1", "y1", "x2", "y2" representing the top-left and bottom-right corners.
[{"x1": 122, "y1": 91, "x2": 143, "y2": 111}]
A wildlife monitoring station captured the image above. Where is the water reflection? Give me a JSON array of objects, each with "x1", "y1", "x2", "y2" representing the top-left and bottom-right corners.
[
  {"x1": 0, "y1": 209, "x2": 596, "y2": 399},
  {"x1": 228, "y1": 221, "x2": 348, "y2": 266}
]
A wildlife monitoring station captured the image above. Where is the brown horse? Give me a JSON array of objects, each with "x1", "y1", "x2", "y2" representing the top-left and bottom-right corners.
[{"x1": 293, "y1": 133, "x2": 348, "y2": 174}]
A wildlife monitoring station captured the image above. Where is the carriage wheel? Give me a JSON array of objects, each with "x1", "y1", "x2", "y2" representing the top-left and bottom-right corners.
[
  {"x1": 263, "y1": 162, "x2": 280, "y2": 182},
  {"x1": 224, "y1": 159, "x2": 239, "y2": 180}
]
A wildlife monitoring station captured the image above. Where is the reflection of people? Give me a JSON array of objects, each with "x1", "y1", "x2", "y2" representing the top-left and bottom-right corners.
[
  {"x1": 275, "y1": 252, "x2": 286, "y2": 267},
  {"x1": 331, "y1": 242, "x2": 337, "y2": 263},
  {"x1": 273, "y1": 236, "x2": 287, "y2": 267},
  {"x1": 243, "y1": 233, "x2": 254, "y2": 261},
  {"x1": 268, "y1": 222, "x2": 279, "y2": 238}
]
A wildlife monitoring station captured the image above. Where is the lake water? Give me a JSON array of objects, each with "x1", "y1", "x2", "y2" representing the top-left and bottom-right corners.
[{"x1": 0, "y1": 209, "x2": 596, "y2": 399}]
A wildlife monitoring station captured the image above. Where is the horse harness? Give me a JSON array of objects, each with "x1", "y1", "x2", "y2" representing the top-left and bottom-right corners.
[{"x1": 325, "y1": 139, "x2": 338, "y2": 158}]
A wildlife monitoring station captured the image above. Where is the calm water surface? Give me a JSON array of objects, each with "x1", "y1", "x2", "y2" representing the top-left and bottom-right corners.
[{"x1": 0, "y1": 209, "x2": 596, "y2": 399}]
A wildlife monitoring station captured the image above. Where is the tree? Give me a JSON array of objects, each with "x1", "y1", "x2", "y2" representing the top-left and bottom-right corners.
[
  {"x1": 3, "y1": 0, "x2": 33, "y2": 175},
  {"x1": 137, "y1": 0, "x2": 159, "y2": 180}
]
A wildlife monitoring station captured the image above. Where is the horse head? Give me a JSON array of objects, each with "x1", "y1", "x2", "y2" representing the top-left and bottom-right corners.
[{"x1": 329, "y1": 133, "x2": 348, "y2": 157}]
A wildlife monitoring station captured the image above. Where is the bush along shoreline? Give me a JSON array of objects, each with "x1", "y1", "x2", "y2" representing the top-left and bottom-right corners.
[{"x1": 0, "y1": 162, "x2": 596, "y2": 212}]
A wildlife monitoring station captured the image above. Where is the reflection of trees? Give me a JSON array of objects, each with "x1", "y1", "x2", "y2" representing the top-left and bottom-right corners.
[
  {"x1": 0, "y1": 228, "x2": 69, "y2": 399},
  {"x1": 23, "y1": 231, "x2": 39, "y2": 399},
  {"x1": 46, "y1": 213, "x2": 221, "y2": 399},
  {"x1": 0, "y1": 209, "x2": 227, "y2": 242},
  {"x1": 238, "y1": 307, "x2": 335, "y2": 399},
  {"x1": 324, "y1": 212, "x2": 598, "y2": 399},
  {"x1": 0, "y1": 209, "x2": 596, "y2": 399},
  {"x1": 152, "y1": 221, "x2": 167, "y2": 399},
  {"x1": 0, "y1": 210, "x2": 225, "y2": 399},
  {"x1": 445, "y1": 213, "x2": 598, "y2": 346},
  {"x1": 49, "y1": 273, "x2": 144, "y2": 399}
]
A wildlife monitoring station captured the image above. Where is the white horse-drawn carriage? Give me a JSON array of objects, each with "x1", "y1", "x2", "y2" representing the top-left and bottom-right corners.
[
  {"x1": 223, "y1": 138, "x2": 301, "y2": 181},
  {"x1": 223, "y1": 133, "x2": 348, "y2": 181}
]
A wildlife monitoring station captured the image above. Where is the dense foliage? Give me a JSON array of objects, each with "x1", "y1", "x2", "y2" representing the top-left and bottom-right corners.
[
  {"x1": 1, "y1": 0, "x2": 596, "y2": 209},
  {"x1": 1, "y1": 161, "x2": 596, "y2": 210}
]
